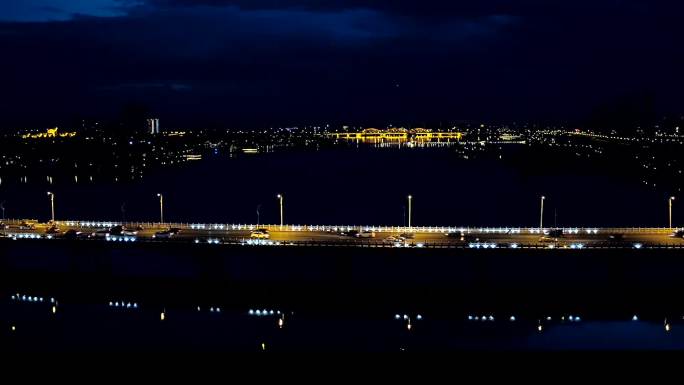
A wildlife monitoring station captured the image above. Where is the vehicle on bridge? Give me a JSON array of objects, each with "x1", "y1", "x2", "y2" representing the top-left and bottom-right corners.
[
  {"x1": 357, "y1": 230, "x2": 376, "y2": 238},
  {"x1": 339, "y1": 229, "x2": 359, "y2": 237},
  {"x1": 384, "y1": 235, "x2": 406, "y2": 243},
  {"x1": 153, "y1": 230, "x2": 175, "y2": 239},
  {"x1": 543, "y1": 229, "x2": 564, "y2": 237},
  {"x1": 399, "y1": 232, "x2": 414, "y2": 239},
  {"x1": 17, "y1": 221, "x2": 36, "y2": 230},
  {"x1": 608, "y1": 233, "x2": 625, "y2": 241},
  {"x1": 250, "y1": 229, "x2": 270, "y2": 239},
  {"x1": 62, "y1": 229, "x2": 89, "y2": 239},
  {"x1": 91, "y1": 229, "x2": 110, "y2": 239},
  {"x1": 110, "y1": 225, "x2": 138, "y2": 236},
  {"x1": 45, "y1": 224, "x2": 61, "y2": 234},
  {"x1": 540, "y1": 228, "x2": 563, "y2": 242},
  {"x1": 445, "y1": 232, "x2": 479, "y2": 242},
  {"x1": 0, "y1": 222, "x2": 7, "y2": 230},
  {"x1": 670, "y1": 229, "x2": 684, "y2": 238}
]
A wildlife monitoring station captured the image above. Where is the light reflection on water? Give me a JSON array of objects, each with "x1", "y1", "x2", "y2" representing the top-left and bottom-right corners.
[
  {"x1": 0, "y1": 148, "x2": 666, "y2": 227},
  {"x1": 4, "y1": 300, "x2": 684, "y2": 351}
]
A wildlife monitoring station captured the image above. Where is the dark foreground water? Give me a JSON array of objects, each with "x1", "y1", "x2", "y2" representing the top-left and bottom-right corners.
[
  {"x1": 5, "y1": 301, "x2": 684, "y2": 351},
  {"x1": 0, "y1": 145, "x2": 673, "y2": 227},
  {"x1": 4, "y1": 239, "x2": 684, "y2": 350}
]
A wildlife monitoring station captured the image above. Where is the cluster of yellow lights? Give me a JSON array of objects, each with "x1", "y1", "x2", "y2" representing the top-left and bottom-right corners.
[
  {"x1": 21, "y1": 127, "x2": 76, "y2": 139},
  {"x1": 329, "y1": 128, "x2": 463, "y2": 141}
]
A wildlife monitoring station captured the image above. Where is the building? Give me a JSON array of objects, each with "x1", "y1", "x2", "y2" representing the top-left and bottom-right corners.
[{"x1": 147, "y1": 118, "x2": 160, "y2": 134}]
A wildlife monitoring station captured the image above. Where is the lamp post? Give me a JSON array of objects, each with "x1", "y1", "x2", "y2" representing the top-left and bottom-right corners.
[
  {"x1": 407, "y1": 195, "x2": 413, "y2": 229},
  {"x1": 47, "y1": 192, "x2": 55, "y2": 223},
  {"x1": 669, "y1": 196, "x2": 675, "y2": 229},
  {"x1": 539, "y1": 195, "x2": 545, "y2": 230},
  {"x1": 277, "y1": 194, "x2": 284, "y2": 228},
  {"x1": 157, "y1": 193, "x2": 164, "y2": 224}
]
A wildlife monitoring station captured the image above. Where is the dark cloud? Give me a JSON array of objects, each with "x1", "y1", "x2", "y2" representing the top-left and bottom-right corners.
[{"x1": 0, "y1": 1, "x2": 682, "y2": 129}]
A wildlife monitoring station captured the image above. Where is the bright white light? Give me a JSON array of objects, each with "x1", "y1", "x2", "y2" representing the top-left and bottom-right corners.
[
  {"x1": 632, "y1": 315, "x2": 638, "y2": 321},
  {"x1": 634, "y1": 243, "x2": 643, "y2": 249}
]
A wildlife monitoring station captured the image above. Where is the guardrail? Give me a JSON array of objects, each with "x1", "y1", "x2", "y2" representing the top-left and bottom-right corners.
[
  {"x1": 2, "y1": 233, "x2": 684, "y2": 250},
  {"x1": 3, "y1": 219, "x2": 680, "y2": 234}
]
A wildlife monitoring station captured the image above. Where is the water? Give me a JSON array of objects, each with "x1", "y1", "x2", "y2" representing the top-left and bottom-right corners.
[
  {"x1": 0, "y1": 146, "x2": 670, "y2": 227},
  {"x1": 4, "y1": 301, "x2": 684, "y2": 351}
]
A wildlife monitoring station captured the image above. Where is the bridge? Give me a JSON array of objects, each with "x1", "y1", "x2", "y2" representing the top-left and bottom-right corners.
[{"x1": 2, "y1": 219, "x2": 683, "y2": 249}]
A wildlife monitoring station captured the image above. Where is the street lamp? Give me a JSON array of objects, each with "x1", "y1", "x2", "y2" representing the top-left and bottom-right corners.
[
  {"x1": 407, "y1": 195, "x2": 413, "y2": 229},
  {"x1": 669, "y1": 196, "x2": 675, "y2": 229},
  {"x1": 539, "y1": 195, "x2": 545, "y2": 230},
  {"x1": 277, "y1": 194, "x2": 284, "y2": 228},
  {"x1": 157, "y1": 193, "x2": 164, "y2": 224},
  {"x1": 47, "y1": 192, "x2": 55, "y2": 223}
]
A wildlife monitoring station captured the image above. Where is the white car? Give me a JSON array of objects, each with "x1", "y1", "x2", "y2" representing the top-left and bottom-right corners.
[
  {"x1": 250, "y1": 229, "x2": 270, "y2": 239},
  {"x1": 384, "y1": 235, "x2": 405, "y2": 243},
  {"x1": 357, "y1": 230, "x2": 375, "y2": 238}
]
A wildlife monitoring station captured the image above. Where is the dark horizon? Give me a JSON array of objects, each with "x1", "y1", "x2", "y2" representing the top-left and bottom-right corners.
[{"x1": 1, "y1": 1, "x2": 683, "y2": 130}]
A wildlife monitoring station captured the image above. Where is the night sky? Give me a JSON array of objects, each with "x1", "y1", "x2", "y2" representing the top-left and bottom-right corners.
[{"x1": 0, "y1": 0, "x2": 682, "y2": 129}]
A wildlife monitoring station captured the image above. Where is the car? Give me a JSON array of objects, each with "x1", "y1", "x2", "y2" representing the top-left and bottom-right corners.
[
  {"x1": 386, "y1": 235, "x2": 407, "y2": 243},
  {"x1": 0, "y1": 222, "x2": 7, "y2": 230},
  {"x1": 153, "y1": 230, "x2": 174, "y2": 239},
  {"x1": 250, "y1": 229, "x2": 270, "y2": 239},
  {"x1": 63, "y1": 229, "x2": 88, "y2": 239},
  {"x1": 669, "y1": 230, "x2": 684, "y2": 238},
  {"x1": 111, "y1": 225, "x2": 138, "y2": 236},
  {"x1": 45, "y1": 225, "x2": 61, "y2": 234},
  {"x1": 608, "y1": 233, "x2": 625, "y2": 241},
  {"x1": 445, "y1": 232, "x2": 478, "y2": 242},
  {"x1": 357, "y1": 230, "x2": 375, "y2": 238},
  {"x1": 399, "y1": 233, "x2": 415, "y2": 239},
  {"x1": 169, "y1": 227, "x2": 182, "y2": 235},
  {"x1": 91, "y1": 229, "x2": 110, "y2": 239},
  {"x1": 544, "y1": 229, "x2": 564, "y2": 238},
  {"x1": 340, "y1": 230, "x2": 359, "y2": 237},
  {"x1": 109, "y1": 225, "x2": 124, "y2": 235},
  {"x1": 538, "y1": 235, "x2": 558, "y2": 243},
  {"x1": 19, "y1": 222, "x2": 35, "y2": 230}
]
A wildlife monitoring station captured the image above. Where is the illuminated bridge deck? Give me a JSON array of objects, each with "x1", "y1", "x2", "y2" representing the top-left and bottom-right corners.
[{"x1": 2, "y1": 219, "x2": 684, "y2": 249}]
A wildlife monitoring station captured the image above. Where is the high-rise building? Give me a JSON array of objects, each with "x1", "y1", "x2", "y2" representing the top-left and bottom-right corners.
[{"x1": 147, "y1": 118, "x2": 160, "y2": 134}]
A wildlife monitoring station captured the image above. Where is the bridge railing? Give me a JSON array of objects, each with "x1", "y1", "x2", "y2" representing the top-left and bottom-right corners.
[
  {"x1": 21, "y1": 219, "x2": 676, "y2": 234},
  {"x1": 5, "y1": 232, "x2": 684, "y2": 250}
]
